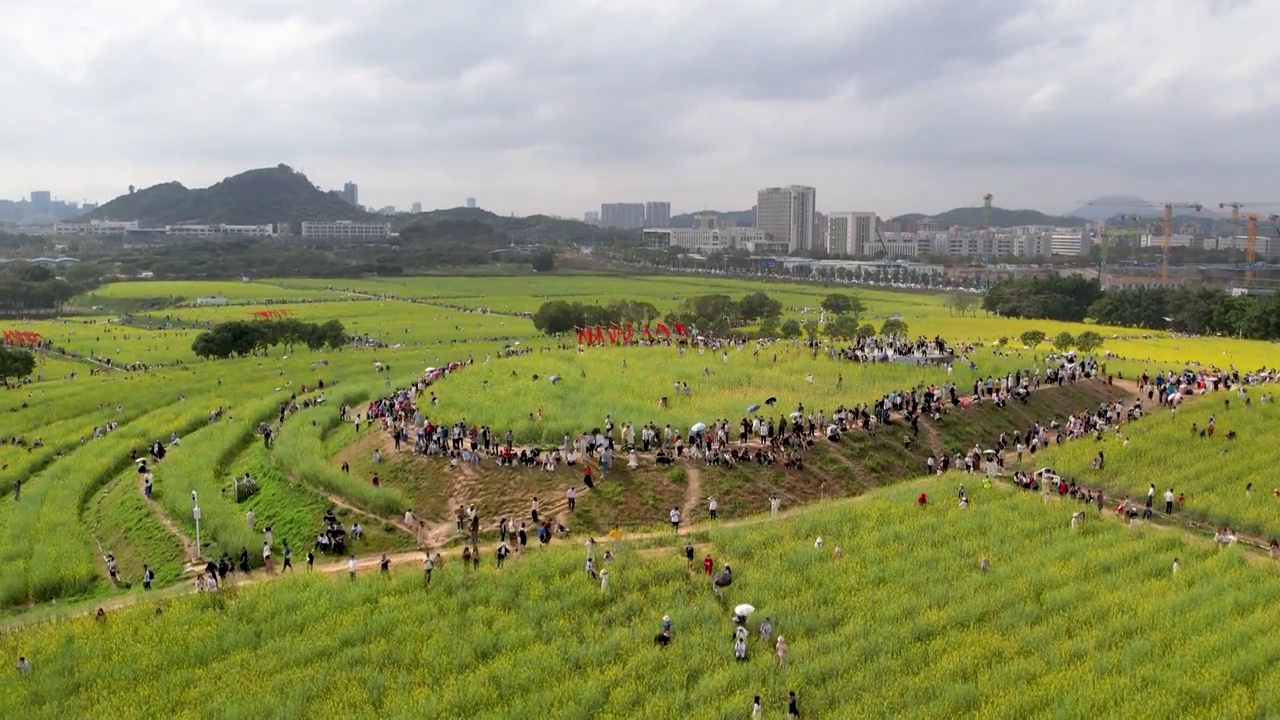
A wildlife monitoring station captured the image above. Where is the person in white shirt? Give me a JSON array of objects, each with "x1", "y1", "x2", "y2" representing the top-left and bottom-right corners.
[
  {"x1": 347, "y1": 555, "x2": 358, "y2": 579},
  {"x1": 769, "y1": 495, "x2": 781, "y2": 518},
  {"x1": 599, "y1": 568, "x2": 609, "y2": 593},
  {"x1": 669, "y1": 507, "x2": 681, "y2": 534},
  {"x1": 707, "y1": 496, "x2": 718, "y2": 520}
]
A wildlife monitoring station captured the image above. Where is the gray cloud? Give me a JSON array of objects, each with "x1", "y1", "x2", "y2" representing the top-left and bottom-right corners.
[{"x1": 1, "y1": 0, "x2": 1277, "y2": 215}]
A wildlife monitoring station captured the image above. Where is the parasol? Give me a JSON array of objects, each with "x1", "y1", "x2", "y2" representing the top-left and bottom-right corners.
[
  {"x1": 690, "y1": 422, "x2": 707, "y2": 434},
  {"x1": 734, "y1": 603, "x2": 755, "y2": 617},
  {"x1": 747, "y1": 403, "x2": 761, "y2": 413}
]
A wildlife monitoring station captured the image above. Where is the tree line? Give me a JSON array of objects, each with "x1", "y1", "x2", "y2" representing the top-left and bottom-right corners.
[
  {"x1": 985, "y1": 275, "x2": 1280, "y2": 340},
  {"x1": 191, "y1": 318, "x2": 347, "y2": 359},
  {"x1": 530, "y1": 291, "x2": 909, "y2": 342}
]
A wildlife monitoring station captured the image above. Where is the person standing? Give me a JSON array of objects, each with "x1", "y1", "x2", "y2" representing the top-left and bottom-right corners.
[
  {"x1": 1164, "y1": 488, "x2": 1175, "y2": 515},
  {"x1": 497, "y1": 542, "x2": 509, "y2": 569},
  {"x1": 566, "y1": 487, "x2": 577, "y2": 512},
  {"x1": 669, "y1": 507, "x2": 681, "y2": 534},
  {"x1": 684, "y1": 541, "x2": 695, "y2": 569},
  {"x1": 16, "y1": 657, "x2": 31, "y2": 676},
  {"x1": 380, "y1": 554, "x2": 391, "y2": 578},
  {"x1": 703, "y1": 554, "x2": 714, "y2": 576},
  {"x1": 282, "y1": 542, "x2": 293, "y2": 572},
  {"x1": 599, "y1": 568, "x2": 609, "y2": 593},
  {"x1": 262, "y1": 541, "x2": 274, "y2": 574},
  {"x1": 517, "y1": 523, "x2": 528, "y2": 553},
  {"x1": 769, "y1": 495, "x2": 781, "y2": 519},
  {"x1": 531, "y1": 497, "x2": 540, "y2": 524},
  {"x1": 305, "y1": 550, "x2": 314, "y2": 571},
  {"x1": 776, "y1": 636, "x2": 788, "y2": 669},
  {"x1": 752, "y1": 696, "x2": 762, "y2": 718},
  {"x1": 708, "y1": 496, "x2": 718, "y2": 521},
  {"x1": 142, "y1": 565, "x2": 154, "y2": 590},
  {"x1": 347, "y1": 555, "x2": 357, "y2": 579},
  {"x1": 787, "y1": 691, "x2": 800, "y2": 717}
]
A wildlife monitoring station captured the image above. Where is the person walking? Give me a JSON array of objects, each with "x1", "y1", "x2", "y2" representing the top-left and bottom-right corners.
[
  {"x1": 599, "y1": 568, "x2": 609, "y2": 593},
  {"x1": 347, "y1": 555, "x2": 357, "y2": 579},
  {"x1": 776, "y1": 635, "x2": 788, "y2": 669},
  {"x1": 142, "y1": 565, "x2": 154, "y2": 590},
  {"x1": 566, "y1": 487, "x2": 577, "y2": 512},
  {"x1": 282, "y1": 541, "x2": 293, "y2": 572},
  {"x1": 669, "y1": 506, "x2": 681, "y2": 534},
  {"x1": 423, "y1": 553, "x2": 434, "y2": 585},
  {"x1": 262, "y1": 541, "x2": 274, "y2": 574},
  {"x1": 787, "y1": 690, "x2": 800, "y2": 717},
  {"x1": 1164, "y1": 487, "x2": 1175, "y2": 515},
  {"x1": 708, "y1": 496, "x2": 718, "y2": 521}
]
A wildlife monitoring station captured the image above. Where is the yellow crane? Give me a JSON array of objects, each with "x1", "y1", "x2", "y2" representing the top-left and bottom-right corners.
[
  {"x1": 1078, "y1": 200, "x2": 1203, "y2": 280},
  {"x1": 1219, "y1": 203, "x2": 1280, "y2": 284}
]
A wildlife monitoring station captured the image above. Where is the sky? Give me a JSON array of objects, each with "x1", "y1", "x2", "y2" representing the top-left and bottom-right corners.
[{"x1": 3, "y1": 0, "x2": 1279, "y2": 219}]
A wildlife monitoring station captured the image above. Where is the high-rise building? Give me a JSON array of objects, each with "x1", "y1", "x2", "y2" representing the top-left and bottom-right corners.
[
  {"x1": 826, "y1": 211, "x2": 877, "y2": 256},
  {"x1": 30, "y1": 191, "x2": 52, "y2": 211},
  {"x1": 411, "y1": 202, "x2": 422, "y2": 213},
  {"x1": 600, "y1": 202, "x2": 646, "y2": 230},
  {"x1": 466, "y1": 197, "x2": 477, "y2": 208},
  {"x1": 341, "y1": 182, "x2": 359, "y2": 206},
  {"x1": 584, "y1": 211, "x2": 601, "y2": 225},
  {"x1": 644, "y1": 201, "x2": 671, "y2": 228},
  {"x1": 756, "y1": 186, "x2": 816, "y2": 253}
]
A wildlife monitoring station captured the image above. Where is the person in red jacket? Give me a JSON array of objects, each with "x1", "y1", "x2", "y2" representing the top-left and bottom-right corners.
[{"x1": 703, "y1": 554, "x2": 713, "y2": 575}]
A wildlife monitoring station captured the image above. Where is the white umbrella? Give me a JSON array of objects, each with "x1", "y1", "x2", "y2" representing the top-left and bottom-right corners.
[
  {"x1": 690, "y1": 422, "x2": 707, "y2": 434},
  {"x1": 734, "y1": 604, "x2": 755, "y2": 617}
]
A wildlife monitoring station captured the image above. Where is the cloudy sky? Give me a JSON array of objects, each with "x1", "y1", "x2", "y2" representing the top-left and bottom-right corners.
[{"x1": 3, "y1": 0, "x2": 1278, "y2": 218}]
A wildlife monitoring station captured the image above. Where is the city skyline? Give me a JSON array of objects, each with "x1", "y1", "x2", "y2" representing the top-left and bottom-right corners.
[{"x1": 3, "y1": 1, "x2": 1277, "y2": 216}]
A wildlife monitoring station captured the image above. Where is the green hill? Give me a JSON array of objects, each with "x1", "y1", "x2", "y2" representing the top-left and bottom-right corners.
[
  {"x1": 81, "y1": 165, "x2": 370, "y2": 226},
  {"x1": 893, "y1": 206, "x2": 1088, "y2": 229},
  {"x1": 670, "y1": 209, "x2": 756, "y2": 228},
  {"x1": 396, "y1": 207, "x2": 640, "y2": 245}
]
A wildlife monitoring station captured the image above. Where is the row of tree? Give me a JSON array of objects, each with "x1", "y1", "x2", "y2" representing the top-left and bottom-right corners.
[
  {"x1": 0, "y1": 262, "x2": 100, "y2": 316},
  {"x1": 986, "y1": 274, "x2": 1280, "y2": 341},
  {"x1": 191, "y1": 318, "x2": 347, "y2": 359}
]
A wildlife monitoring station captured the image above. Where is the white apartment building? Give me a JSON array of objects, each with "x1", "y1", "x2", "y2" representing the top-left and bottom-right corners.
[
  {"x1": 826, "y1": 211, "x2": 876, "y2": 256},
  {"x1": 1140, "y1": 233, "x2": 1200, "y2": 250},
  {"x1": 1048, "y1": 230, "x2": 1093, "y2": 256},
  {"x1": 54, "y1": 220, "x2": 139, "y2": 235},
  {"x1": 644, "y1": 201, "x2": 671, "y2": 228},
  {"x1": 300, "y1": 221, "x2": 392, "y2": 240},
  {"x1": 219, "y1": 224, "x2": 275, "y2": 237},
  {"x1": 165, "y1": 225, "x2": 218, "y2": 237},
  {"x1": 600, "y1": 203, "x2": 646, "y2": 230},
  {"x1": 1015, "y1": 234, "x2": 1052, "y2": 257},
  {"x1": 1216, "y1": 235, "x2": 1279, "y2": 257},
  {"x1": 642, "y1": 227, "x2": 766, "y2": 254},
  {"x1": 756, "y1": 185, "x2": 816, "y2": 253}
]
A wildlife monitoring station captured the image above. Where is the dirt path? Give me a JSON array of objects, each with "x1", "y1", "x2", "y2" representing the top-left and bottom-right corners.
[
  {"x1": 680, "y1": 461, "x2": 704, "y2": 514},
  {"x1": 138, "y1": 476, "x2": 201, "y2": 568}
]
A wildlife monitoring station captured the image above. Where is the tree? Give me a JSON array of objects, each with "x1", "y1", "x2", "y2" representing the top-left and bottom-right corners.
[
  {"x1": 1052, "y1": 331, "x2": 1075, "y2": 351},
  {"x1": 779, "y1": 319, "x2": 802, "y2": 338},
  {"x1": 947, "y1": 293, "x2": 978, "y2": 317},
  {"x1": 738, "y1": 291, "x2": 782, "y2": 321},
  {"x1": 820, "y1": 293, "x2": 864, "y2": 317},
  {"x1": 0, "y1": 346, "x2": 36, "y2": 381},
  {"x1": 530, "y1": 250, "x2": 555, "y2": 272},
  {"x1": 1074, "y1": 330, "x2": 1104, "y2": 353},
  {"x1": 824, "y1": 314, "x2": 861, "y2": 341},
  {"x1": 1019, "y1": 330, "x2": 1046, "y2": 348},
  {"x1": 532, "y1": 300, "x2": 575, "y2": 335},
  {"x1": 880, "y1": 318, "x2": 908, "y2": 336},
  {"x1": 856, "y1": 323, "x2": 876, "y2": 339}
]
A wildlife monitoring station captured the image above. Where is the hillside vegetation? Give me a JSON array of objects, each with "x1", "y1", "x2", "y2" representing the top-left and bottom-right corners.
[{"x1": 82, "y1": 165, "x2": 370, "y2": 226}]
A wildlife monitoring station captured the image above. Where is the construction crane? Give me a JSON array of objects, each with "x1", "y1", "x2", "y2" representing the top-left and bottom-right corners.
[
  {"x1": 1220, "y1": 203, "x2": 1280, "y2": 284},
  {"x1": 1078, "y1": 200, "x2": 1203, "y2": 280},
  {"x1": 981, "y1": 193, "x2": 993, "y2": 265}
]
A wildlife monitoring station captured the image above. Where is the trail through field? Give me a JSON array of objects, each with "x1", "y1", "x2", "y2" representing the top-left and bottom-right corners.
[
  {"x1": 137, "y1": 475, "x2": 201, "y2": 568},
  {"x1": 680, "y1": 462, "x2": 703, "y2": 514}
]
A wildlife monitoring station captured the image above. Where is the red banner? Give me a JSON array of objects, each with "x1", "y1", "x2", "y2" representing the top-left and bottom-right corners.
[
  {"x1": 249, "y1": 309, "x2": 293, "y2": 320},
  {"x1": 3, "y1": 330, "x2": 44, "y2": 346}
]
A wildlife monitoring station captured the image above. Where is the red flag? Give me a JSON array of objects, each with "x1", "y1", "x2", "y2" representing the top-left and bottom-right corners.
[
  {"x1": 607, "y1": 327, "x2": 619, "y2": 344},
  {"x1": 643, "y1": 324, "x2": 653, "y2": 339},
  {"x1": 672, "y1": 321, "x2": 687, "y2": 335},
  {"x1": 3, "y1": 331, "x2": 13, "y2": 344},
  {"x1": 657, "y1": 323, "x2": 671, "y2": 337},
  {"x1": 576, "y1": 327, "x2": 586, "y2": 345},
  {"x1": 594, "y1": 326, "x2": 605, "y2": 344}
]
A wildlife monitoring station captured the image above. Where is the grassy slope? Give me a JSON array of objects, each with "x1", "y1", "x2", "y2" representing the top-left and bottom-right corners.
[{"x1": 2, "y1": 476, "x2": 1278, "y2": 719}]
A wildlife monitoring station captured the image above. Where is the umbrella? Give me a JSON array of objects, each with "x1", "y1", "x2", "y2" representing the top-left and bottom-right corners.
[
  {"x1": 714, "y1": 571, "x2": 733, "y2": 588},
  {"x1": 691, "y1": 422, "x2": 707, "y2": 434},
  {"x1": 765, "y1": 397, "x2": 777, "y2": 406},
  {"x1": 747, "y1": 403, "x2": 761, "y2": 413},
  {"x1": 549, "y1": 375, "x2": 562, "y2": 384},
  {"x1": 789, "y1": 411, "x2": 802, "y2": 420},
  {"x1": 734, "y1": 603, "x2": 755, "y2": 617}
]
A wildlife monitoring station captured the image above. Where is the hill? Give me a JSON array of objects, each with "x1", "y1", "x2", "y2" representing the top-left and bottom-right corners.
[
  {"x1": 670, "y1": 209, "x2": 756, "y2": 228},
  {"x1": 396, "y1": 206, "x2": 640, "y2": 245},
  {"x1": 893, "y1": 206, "x2": 1087, "y2": 228},
  {"x1": 81, "y1": 165, "x2": 371, "y2": 226}
]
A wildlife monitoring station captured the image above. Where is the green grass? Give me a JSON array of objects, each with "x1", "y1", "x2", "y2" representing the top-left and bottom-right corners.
[{"x1": 3, "y1": 476, "x2": 1280, "y2": 718}]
